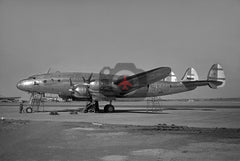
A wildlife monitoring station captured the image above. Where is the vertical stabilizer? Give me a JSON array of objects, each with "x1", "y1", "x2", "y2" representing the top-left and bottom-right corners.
[
  {"x1": 207, "y1": 64, "x2": 225, "y2": 88},
  {"x1": 181, "y1": 67, "x2": 199, "y2": 81},
  {"x1": 164, "y1": 72, "x2": 178, "y2": 82}
]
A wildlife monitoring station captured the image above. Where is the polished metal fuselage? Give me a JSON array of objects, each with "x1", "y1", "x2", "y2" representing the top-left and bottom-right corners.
[{"x1": 16, "y1": 72, "x2": 195, "y2": 100}]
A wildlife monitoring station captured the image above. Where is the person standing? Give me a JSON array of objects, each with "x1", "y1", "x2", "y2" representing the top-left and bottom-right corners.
[{"x1": 19, "y1": 102, "x2": 24, "y2": 113}]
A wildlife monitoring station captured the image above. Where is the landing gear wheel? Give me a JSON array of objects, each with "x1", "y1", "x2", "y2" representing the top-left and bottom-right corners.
[
  {"x1": 26, "y1": 107, "x2": 33, "y2": 113},
  {"x1": 104, "y1": 104, "x2": 115, "y2": 113}
]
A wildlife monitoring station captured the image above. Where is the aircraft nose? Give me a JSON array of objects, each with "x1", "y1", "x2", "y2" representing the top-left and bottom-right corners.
[
  {"x1": 16, "y1": 79, "x2": 33, "y2": 91},
  {"x1": 16, "y1": 80, "x2": 24, "y2": 90}
]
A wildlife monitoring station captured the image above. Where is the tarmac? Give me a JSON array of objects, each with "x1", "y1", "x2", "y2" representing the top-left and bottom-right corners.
[
  {"x1": 0, "y1": 100, "x2": 240, "y2": 161},
  {"x1": 1, "y1": 100, "x2": 240, "y2": 128}
]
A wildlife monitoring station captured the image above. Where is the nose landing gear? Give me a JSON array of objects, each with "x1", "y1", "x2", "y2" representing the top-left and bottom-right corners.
[
  {"x1": 25, "y1": 93, "x2": 45, "y2": 113},
  {"x1": 25, "y1": 106, "x2": 33, "y2": 113}
]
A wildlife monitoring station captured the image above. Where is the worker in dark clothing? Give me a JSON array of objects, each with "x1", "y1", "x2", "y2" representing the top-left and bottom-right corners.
[{"x1": 19, "y1": 102, "x2": 24, "y2": 113}]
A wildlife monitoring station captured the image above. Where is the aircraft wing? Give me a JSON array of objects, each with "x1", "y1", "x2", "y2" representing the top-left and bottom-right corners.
[{"x1": 113, "y1": 67, "x2": 171, "y2": 95}]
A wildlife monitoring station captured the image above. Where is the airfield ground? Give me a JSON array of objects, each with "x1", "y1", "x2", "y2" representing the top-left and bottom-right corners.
[{"x1": 0, "y1": 100, "x2": 240, "y2": 161}]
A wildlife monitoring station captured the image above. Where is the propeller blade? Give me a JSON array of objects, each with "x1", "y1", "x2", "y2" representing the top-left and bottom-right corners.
[
  {"x1": 88, "y1": 73, "x2": 93, "y2": 83},
  {"x1": 69, "y1": 78, "x2": 77, "y2": 93},
  {"x1": 47, "y1": 68, "x2": 51, "y2": 74},
  {"x1": 82, "y1": 73, "x2": 94, "y2": 85},
  {"x1": 70, "y1": 74, "x2": 94, "y2": 99},
  {"x1": 82, "y1": 76, "x2": 86, "y2": 83},
  {"x1": 69, "y1": 78, "x2": 74, "y2": 87}
]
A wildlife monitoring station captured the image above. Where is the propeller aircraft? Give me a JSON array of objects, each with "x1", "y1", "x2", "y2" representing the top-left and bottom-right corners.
[{"x1": 16, "y1": 64, "x2": 225, "y2": 113}]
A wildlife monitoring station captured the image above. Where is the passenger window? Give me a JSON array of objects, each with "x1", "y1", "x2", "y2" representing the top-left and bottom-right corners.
[
  {"x1": 58, "y1": 79, "x2": 61, "y2": 82},
  {"x1": 43, "y1": 80, "x2": 47, "y2": 83}
]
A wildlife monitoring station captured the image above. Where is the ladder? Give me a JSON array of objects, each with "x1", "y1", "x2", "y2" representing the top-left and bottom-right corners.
[{"x1": 146, "y1": 96, "x2": 163, "y2": 113}]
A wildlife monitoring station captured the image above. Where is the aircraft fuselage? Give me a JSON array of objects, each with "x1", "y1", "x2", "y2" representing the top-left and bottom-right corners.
[{"x1": 16, "y1": 72, "x2": 195, "y2": 100}]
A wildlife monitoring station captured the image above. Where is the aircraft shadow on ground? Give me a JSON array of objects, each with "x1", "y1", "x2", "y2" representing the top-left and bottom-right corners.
[
  {"x1": 47, "y1": 108, "x2": 169, "y2": 114},
  {"x1": 110, "y1": 109, "x2": 169, "y2": 114}
]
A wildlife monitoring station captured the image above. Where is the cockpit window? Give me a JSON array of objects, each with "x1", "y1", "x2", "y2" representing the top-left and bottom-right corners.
[
  {"x1": 28, "y1": 76, "x2": 36, "y2": 79},
  {"x1": 34, "y1": 81, "x2": 39, "y2": 85}
]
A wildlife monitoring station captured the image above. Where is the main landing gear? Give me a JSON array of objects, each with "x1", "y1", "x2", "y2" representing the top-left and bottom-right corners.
[
  {"x1": 83, "y1": 100, "x2": 115, "y2": 113},
  {"x1": 104, "y1": 101, "x2": 115, "y2": 113},
  {"x1": 83, "y1": 101, "x2": 100, "y2": 113}
]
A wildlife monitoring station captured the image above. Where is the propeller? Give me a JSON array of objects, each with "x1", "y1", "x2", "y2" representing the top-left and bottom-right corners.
[
  {"x1": 82, "y1": 73, "x2": 95, "y2": 85},
  {"x1": 68, "y1": 78, "x2": 79, "y2": 94},
  {"x1": 69, "y1": 73, "x2": 95, "y2": 98},
  {"x1": 82, "y1": 73, "x2": 95, "y2": 98}
]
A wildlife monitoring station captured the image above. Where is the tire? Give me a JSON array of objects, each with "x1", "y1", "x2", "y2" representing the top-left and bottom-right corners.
[
  {"x1": 26, "y1": 107, "x2": 33, "y2": 113},
  {"x1": 104, "y1": 104, "x2": 115, "y2": 113}
]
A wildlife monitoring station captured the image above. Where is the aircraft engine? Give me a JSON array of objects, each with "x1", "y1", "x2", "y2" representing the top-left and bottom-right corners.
[
  {"x1": 69, "y1": 77, "x2": 100, "y2": 98},
  {"x1": 73, "y1": 85, "x2": 88, "y2": 97},
  {"x1": 72, "y1": 81, "x2": 100, "y2": 98},
  {"x1": 88, "y1": 80, "x2": 100, "y2": 91}
]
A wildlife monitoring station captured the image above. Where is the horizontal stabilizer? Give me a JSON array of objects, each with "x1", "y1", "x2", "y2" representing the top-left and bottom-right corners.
[
  {"x1": 182, "y1": 80, "x2": 222, "y2": 87},
  {"x1": 182, "y1": 64, "x2": 225, "y2": 89}
]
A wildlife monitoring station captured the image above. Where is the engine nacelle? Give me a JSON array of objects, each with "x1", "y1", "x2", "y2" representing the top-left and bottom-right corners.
[
  {"x1": 72, "y1": 80, "x2": 100, "y2": 98},
  {"x1": 74, "y1": 85, "x2": 88, "y2": 97},
  {"x1": 89, "y1": 80, "x2": 100, "y2": 91}
]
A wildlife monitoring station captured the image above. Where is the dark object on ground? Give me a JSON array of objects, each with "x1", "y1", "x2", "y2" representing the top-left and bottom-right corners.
[
  {"x1": 19, "y1": 103, "x2": 24, "y2": 113},
  {"x1": 70, "y1": 111, "x2": 78, "y2": 115},
  {"x1": 49, "y1": 111, "x2": 59, "y2": 115}
]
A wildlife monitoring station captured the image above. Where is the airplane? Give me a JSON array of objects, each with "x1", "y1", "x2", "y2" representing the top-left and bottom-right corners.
[
  {"x1": 16, "y1": 63, "x2": 225, "y2": 113},
  {"x1": 0, "y1": 94, "x2": 21, "y2": 103},
  {"x1": 118, "y1": 75, "x2": 133, "y2": 90}
]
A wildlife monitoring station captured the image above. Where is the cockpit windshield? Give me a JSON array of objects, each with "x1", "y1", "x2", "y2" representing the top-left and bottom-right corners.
[{"x1": 28, "y1": 76, "x2": 36, "y2": 79}]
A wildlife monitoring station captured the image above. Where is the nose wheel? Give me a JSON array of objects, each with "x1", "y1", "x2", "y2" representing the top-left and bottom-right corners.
[{"x1": 26, "y1": 106, "x2": 33, "y2": 113}]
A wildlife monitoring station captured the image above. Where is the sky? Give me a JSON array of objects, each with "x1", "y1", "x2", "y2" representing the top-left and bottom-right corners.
[{"x1": 0, "y1": 0, "x2": 240, "y2": 99}]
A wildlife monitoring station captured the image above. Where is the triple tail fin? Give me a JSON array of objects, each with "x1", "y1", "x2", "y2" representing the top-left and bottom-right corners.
[
  {"x1": 182, "y1": 64, "x2": 226, "y2": 89},
  {"x1": 181, "y1": 67, "x2": 199, "y2": 81},
  {"x1": 164, "y1": 71, "x2": 178, "y2": 82},
  {"x1": 207, "y1": 64, "x2": 226, "y2": 89}
]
